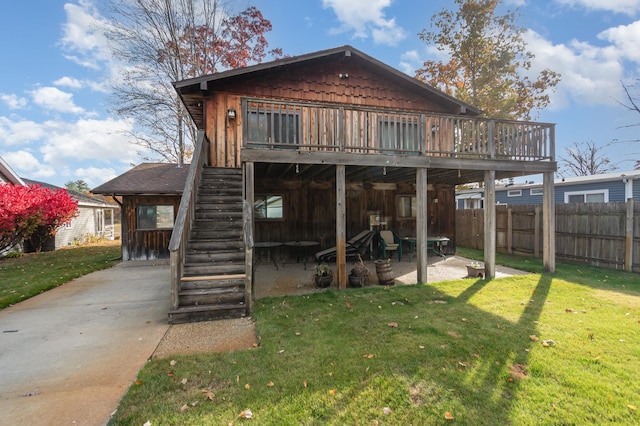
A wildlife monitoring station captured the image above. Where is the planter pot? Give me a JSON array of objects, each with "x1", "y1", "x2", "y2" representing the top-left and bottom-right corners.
[
  {"x1": 466, "y1": 265, "x2": 485, "y2": 278},
  {"x1": 348, "y1": 274, "x2": 366, "y2": 288},
  {"x1": 315, "y1": 273, "x2": 333, "y2": 288},
  {"x1": 374, "y1": 260, "x2": 395, "y2": 286}
]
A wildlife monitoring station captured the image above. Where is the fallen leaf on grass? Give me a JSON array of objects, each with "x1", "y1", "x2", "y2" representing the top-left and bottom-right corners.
[
  {"x1": 529, "y1": 335, "x2": 539, "y2": 342},
  {"x1": 303, "y1": 380, "x2": 308, "y2": 388},
  {"x1": 329, "y1": 389, "x2": 336, "y2": 395},
  {"x1": 180, "y1": 404, "x2": 189, "y2": 413},
  {"x1": 628, "y1": 405, "x2": 637, "y2": 411},
  {"x1": 244, "y1": 383, "x2": 251, "y2": 390},
  {"x1": 542, "y1": 339, "x2": 556, "y2": 347},
  {"x1": 202, "y1": 390, "x2": 215, "y2": 400},
  {"x1": 445, "y1": 411, "x2": 454, "y2": 420},
  {"x1": 170, "y1": 360, "x2": 177, "y2": 366},
  {"x1": 267, "y1": 381, "x2": 275, "y2": 387},
  {"x1": 135, "y1": 380, "x2": 144, "y2": 385},
  {"x1": 238, "y1": 409, "x2": 253, "y2": 419},
  {"x1": 383, "y1": 407, "x2": 392, "y2": 415},
  {"x1": 447, "y1": 331, "x2": 462, "y2": 338},
  {"x1": 363, "y1": 353, "x2": 375, "y2": 359},
  {"x1": 387, "y1": 322, "x2": 398, "y2": 328}
]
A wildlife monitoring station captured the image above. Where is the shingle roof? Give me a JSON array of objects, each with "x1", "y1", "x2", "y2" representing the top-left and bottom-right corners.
[
  {"x1": 92, "y1": 163, "x2": 189, "y2": 195},
  {"x1": 22, "y1": 179, "x2": 116, "y2": 208}
]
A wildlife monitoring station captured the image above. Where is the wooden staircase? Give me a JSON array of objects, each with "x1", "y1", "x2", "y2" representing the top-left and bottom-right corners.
[{"x1": 168, "y1": 167, "x2": 247, "y2": 324}]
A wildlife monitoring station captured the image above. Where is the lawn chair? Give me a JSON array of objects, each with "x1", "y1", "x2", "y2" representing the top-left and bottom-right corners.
[
  {"x1": 378, "y1": 230, "x2": 402, "y2": 261},
  {"x1": 315, "y1": 230, "x2": 375, "y2": 262}
]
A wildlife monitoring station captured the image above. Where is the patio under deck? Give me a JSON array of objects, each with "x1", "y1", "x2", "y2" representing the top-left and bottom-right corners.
[{"x1": 252, "y1": 255, "x2": 530, "y2": 299}]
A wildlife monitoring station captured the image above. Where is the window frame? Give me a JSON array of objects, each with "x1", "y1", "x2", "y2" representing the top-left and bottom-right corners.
[
  {"x1": 247, "y1": 110, "x2": 301, "y2": 148},
  {"x1": 507, "y1": 189, "x2": 522, "y2": 197},
  {"x1": 254, "y1": 194, "x2": 285, "y2": 221},
  {"x1": 529, "y1": 188, "x2": 543, "y2": 196},
  {"x1": 397, "y1": 195, "x2": 417, "y2": 219},
  {"x1": 564, "y1": 189, "x2": 608, "y2": 204},
  {"x1": 136, "y1": 205, "x2": 175, "y2": 230}
]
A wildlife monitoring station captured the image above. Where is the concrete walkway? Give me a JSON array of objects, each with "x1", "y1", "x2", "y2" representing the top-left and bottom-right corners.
[{"x1": 0, "y1": 261, "x2": 171, "y2": 426}]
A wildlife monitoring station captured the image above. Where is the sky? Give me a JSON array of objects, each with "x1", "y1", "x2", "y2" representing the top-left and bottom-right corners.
[{"x1": 1, "y1": 0, "x2": 640, "y2": 189}]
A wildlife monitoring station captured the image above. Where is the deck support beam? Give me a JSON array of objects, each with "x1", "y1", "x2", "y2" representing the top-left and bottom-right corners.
[
  {"x1": 336, "y1": 165, "x2": 347, "y2": 289},
  {"x1": 244, "y1": 161, "x2": 255, "y2": 313},
  {"x1": 543, "y1": 171, "x2": 556, "y2": 273},
  {"x1": 484, "y1": 170, "x2": 496, "y2": 279},
  {"x1": 416, "y1": 168, "x2": 428, "y2": 283}
]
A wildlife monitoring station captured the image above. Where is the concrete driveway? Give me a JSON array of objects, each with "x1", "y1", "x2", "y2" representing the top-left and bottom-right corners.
[{"x1": 0, "y1": 261, "x2": 171, "y2": 426}]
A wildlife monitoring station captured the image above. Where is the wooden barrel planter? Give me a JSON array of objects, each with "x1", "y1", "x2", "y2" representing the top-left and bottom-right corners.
[{"x1": 374, "y1": 260, "x2": 395, "y2": 286}]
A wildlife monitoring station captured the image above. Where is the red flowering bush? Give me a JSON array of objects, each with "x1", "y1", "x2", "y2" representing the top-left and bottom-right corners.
[{"x1": 0, "y1": 184, "x2": 78, "y2": 252}]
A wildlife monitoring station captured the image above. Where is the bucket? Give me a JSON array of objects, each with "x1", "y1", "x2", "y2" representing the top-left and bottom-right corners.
[{"x1": 375, "y1": 260, "x2": 395, "y2": 286}]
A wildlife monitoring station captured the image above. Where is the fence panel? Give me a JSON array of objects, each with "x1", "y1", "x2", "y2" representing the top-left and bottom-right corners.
[{"x1": 456, "y1": 201, "x2": 639, "y2": 273}]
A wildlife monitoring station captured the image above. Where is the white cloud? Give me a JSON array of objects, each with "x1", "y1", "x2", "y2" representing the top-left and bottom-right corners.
[
  {"x1": 60, "y1": 1, "x2": 112, "y2": 64},
  {"x1": 0, "y1": 94, "x2": 28, "y2": 110},
  {"x1": 0, "y1": 117, "x2": 48, "y2": 146},
  {"x1": 54, "y1": 76, "x2": 83, "y2": 89},
  {"x1": 524, "y1": 29, "x2": 626, "y2": 109},
  {"x1": 321, "y1": 0, "x2": 407, "y2": 46},
  {"x1": 1, "y1": 150, "x2": 56, "y2": 179},
  {"x1": 30, "y1": 87, "x2": 85, "y2": 115},
  {"x1": 398, "y1": 50, "x2": 421, "y2": 75},
  {"x1": 75, "y1": 166, "x2": 117, "y2": 187},
  {"x1": 555, "y1": 0, "x2": 640, "y2": 15},
  {"x1": 598, "y1": 20, "x2": 640, "y2": 63}
]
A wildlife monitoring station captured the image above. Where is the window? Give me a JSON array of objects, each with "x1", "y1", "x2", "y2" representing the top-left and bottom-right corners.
[
  {"x1": 564, "y1": 190, "x2": 608, "y2": 203},
  {"x1": 397, "y1": 196, "x2": 417, "y2": 218},
  {"x1": 247, "y1": 111, "x2": 300, "y2": 147},
  {"x1": 379, "y1": 117, "x2": 420, "y2": 153},
  {"x1": 530, "y1": 188, "x2": 543, "y2": 196},
  {"x1": 507, "y1": 189, "x2": 522, "y2": 197},
  {"x1": 137, "y1": 205, "x2": 174, "y2": 229},
  {"x1": 254, "y1": 195, "x2": 283, "y2": 220}
]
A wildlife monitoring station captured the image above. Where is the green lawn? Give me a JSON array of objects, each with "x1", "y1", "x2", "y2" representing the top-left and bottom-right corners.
[
  {"x1": 0, "y1": 240, "x2": 121, "y2": 309},
  {"x1": 111, "y1": 252, "x2": 640, "y2": 425}
]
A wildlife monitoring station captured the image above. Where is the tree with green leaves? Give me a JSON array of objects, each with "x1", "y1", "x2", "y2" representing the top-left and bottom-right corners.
[
  {"x1": 65, "y1": 180, "x2": 90, "y2": 194},
  {"x1": 103, "y1": 0, "x2": 283, "y2": 165},
  {"x1": 416, "y1": 0, "x2": 560, "y2": 120}
]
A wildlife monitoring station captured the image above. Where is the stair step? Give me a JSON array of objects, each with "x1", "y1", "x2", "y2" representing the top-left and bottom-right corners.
[
  {"x1": 193, "y1": 211, "x2": 243, "y2": 221},
  {"x1": 178, "y1": 287, "x2": 245, "y2": 306},
  {"x1": 168, "y1": 303, "x2": 247, "y2": 324},
  {"x1": 185, "y1": 251, "x2": 245, "y2": 263},
  {"x1": 202, "y1": 167, "x2": 242, "y2": 176},
  {"x1": 190, "y1": 230, "x2": 244, "y2": 240},
  {"x1": 187, "y1": 240, "x2": 245, "y2": 250},
  {"x1": 183, "y1": 263, "x2": 246, "y2": 276}
]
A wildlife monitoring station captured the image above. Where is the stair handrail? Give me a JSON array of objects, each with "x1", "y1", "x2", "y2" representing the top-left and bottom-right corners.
[{"x1": 169, "y1": 129, "x2": 209, "y2": 309}]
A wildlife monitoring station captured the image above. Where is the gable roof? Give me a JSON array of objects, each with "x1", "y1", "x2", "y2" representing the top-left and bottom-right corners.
[
  {"x1": 174, "y1": 45, "x2": 482, "y2": 129},
  {"x1": 22, "y1": 179, "x2": 116, "y2": 208},
  {"x1": 92, "y1": 163, "x2": 189, "y2": 195},
  {"x1": 0, "y1": 155, "x2": 25, "y2": 186}
]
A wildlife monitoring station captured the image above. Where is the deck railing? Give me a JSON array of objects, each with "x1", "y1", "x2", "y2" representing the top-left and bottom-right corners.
[
  {"x1": 242, "y1": 98, "x2": 555, "y2": 162},
  {"x1": 168, "y1": 130, "x2": 209, "y2": 309}
]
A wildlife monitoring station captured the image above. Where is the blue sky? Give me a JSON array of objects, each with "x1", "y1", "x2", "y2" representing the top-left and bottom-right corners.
[{"x1": 1, "y1": 0, "x2": 639, "y2": 188}]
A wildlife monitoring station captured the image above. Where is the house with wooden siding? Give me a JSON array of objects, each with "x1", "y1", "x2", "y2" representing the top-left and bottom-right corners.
[
  {"x1": 93, "y1": 163, "x2": 189, "y2": 260},
  {"x1": 162, "y1": 45, "x2": 557, "y2": 323},
  {"x1": 456, "y1": 170, "x2": 640, "y2": 208}
]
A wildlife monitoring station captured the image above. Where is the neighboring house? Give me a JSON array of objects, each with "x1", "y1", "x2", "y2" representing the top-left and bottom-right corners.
[
  {"x1": 158, "y1": 45, "x2": 557, "y2": 323},
  {"x1": 456, "y1": 170, "x2": 640, "y2": 209},
  {"x1": 92, "y1": 163, "x2": 189, "y2": 260},
  {"x1": 21, "y1": 179, "x2": 118, "y2": 251}
]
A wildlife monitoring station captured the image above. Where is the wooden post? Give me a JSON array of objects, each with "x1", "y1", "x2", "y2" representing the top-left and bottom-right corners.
[
  {"x1": 626, "y1": 198, "x2": 634, "y2": 272},
  {"x1": 507, "y1": 207, "x2": 513, "y2": 254},
  {"x1": 543, "y1": 171, "x2": 556, "y2": 273},
  {"x1": 416, "y1": 168, "x2": 428, "y2": 283},
  {"x1": 244, "y1": 162, "x2": 255, "y2": 314},
  {"x1": 484, "y1": 170, "x2": 496, "y2": 278},
  {"x1": 534, "y1": 206, "x2": 541, "y2": 258},
  {"x1": 336, "y1": 165, "x2": 347, "y2": 289}
]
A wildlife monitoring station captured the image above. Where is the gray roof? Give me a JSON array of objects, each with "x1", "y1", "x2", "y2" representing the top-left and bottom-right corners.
[
  {"x1": 22, "y1": 179, "x2": 116, "y2": 208},
  {"x1": 0, "y1": 155, "x2": 25, "y2": 185},
  {"x1": 92, "y1": 163, "x2": 189, "y2": 195}
]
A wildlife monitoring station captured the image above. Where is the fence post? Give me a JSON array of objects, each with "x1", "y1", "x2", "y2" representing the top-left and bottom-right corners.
[
  {"x1": 626, "y1": 199, "x2": 634, "y2": 272},
  {"x1": 507, "y1": 207, "x2": 513, "y2": 254}
]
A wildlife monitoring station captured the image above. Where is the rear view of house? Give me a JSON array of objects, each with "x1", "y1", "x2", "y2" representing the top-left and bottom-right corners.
[{"x1": 157, "y1": 45, "x2": 558, "y2": 323}]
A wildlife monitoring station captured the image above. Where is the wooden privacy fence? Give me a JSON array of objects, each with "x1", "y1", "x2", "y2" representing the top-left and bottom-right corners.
[{"x1": 456, "y1": 200, "x2": 640, "y2": 273}]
